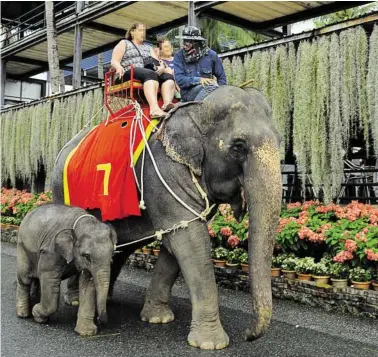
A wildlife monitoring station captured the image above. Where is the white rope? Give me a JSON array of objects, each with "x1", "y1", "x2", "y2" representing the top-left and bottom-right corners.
[
  {"x1": 72, "y1": 214, "x2": 97, "y2": 230},
  {"x1": 115, "y1": 101, "x2": 215, "y2": 251}
]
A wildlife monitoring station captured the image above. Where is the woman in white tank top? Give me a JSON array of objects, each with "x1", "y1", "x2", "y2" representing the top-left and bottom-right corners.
[{"x1": 111, "y1": 23, "x2": 175, "y2": 118}]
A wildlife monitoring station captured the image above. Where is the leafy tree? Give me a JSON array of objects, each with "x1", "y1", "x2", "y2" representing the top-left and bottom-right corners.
[{"x1": 314, "y1": 3, "x2": 378, "y2": 28}]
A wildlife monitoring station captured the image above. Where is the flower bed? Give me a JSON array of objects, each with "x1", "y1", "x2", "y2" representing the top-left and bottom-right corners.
[{"x1": 1, "y1": 188, "x2": 52, "y2": 225}]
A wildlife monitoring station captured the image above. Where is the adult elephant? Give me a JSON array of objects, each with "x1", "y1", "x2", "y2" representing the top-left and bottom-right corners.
[{"x1": 52, "y1": 86, "x2": 282, "y2": 349}]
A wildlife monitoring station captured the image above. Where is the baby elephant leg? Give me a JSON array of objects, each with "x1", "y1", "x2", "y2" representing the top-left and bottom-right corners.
[
  {"x1": 16, "y1": 246, "x2": 32, "y2": 318},
  {"x1": 32, "y1": 272, "x2": 61, "y2": 323},
  {"x1": 74, "y1": 271, "x2": 97, "y2": 336}
]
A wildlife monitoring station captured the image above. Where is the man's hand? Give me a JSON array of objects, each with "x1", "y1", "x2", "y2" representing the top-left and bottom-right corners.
[
  {"x1": 200, "y1": 77, "x2": 216, "y2": 87},
  {"x1": 164, "y1": 67, "x2": 174, "y2": 75}
]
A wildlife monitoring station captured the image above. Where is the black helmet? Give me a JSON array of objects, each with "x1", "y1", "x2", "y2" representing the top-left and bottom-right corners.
[{"x1": 175, "y1": 26, "x2": 206, "y2": 41}]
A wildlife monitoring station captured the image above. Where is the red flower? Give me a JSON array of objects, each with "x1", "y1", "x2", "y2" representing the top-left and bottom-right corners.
[{"x1": 220, "y1": 227, "x2": 233, "y2": 237}]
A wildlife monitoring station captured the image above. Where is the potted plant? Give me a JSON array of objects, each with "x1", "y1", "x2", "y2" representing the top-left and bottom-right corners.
[
  {"x1": 349, "y1": 267, "x2": 372, "y2": 290},
  {"x1": 281, "y1": 257, "x2": 298, "y2": 280},
  {"x1": 271, "y1": 256, "x2": 282, "y2": 277},
  {"x1": 148, "y1": 240, "x2": 161, "y2": 256},
  {"x1": 312, "y1": 262, "x2": 330, "y2": 285},
  {"x1": 329, "y1": 263, "x2": 349, "y2": 288},
  {"x1": 212, "y1": 247, "x2": 229, "y2": 267},
  {"x1": 226, "y1": 248, "x2": 244, "y2": 269},
  {"x1": 295, "y1": 257, "x2": 315, "y2": 281},
  {"x1": 372, "y1": 270, "x2": 378, "y2": 291},
  {"x1": 240, "y1": 252, "x2": 249, "y2": 273},
  {"x1": 142, "y1": 245, "x2": 152, "y2": 255}
]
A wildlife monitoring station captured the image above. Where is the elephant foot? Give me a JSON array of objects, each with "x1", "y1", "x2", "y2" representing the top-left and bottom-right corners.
[
  {"x1": 74, "y1": 321, "x2": 98, "y2": 336},
  {"x1": 32, "y1": 304, "x2": 49, "y2": 323},
  {"x1": 64, "y1": 289, "x2": 80, "y2": 306},
  {"x1": 16, "y1": 305, "x2": 30, "y2": 318},
  {"x1": 187, "y1": 324, "x2": 229, "y2": 350},
  {"x1": 140, "y1": 302, "x2": 175, "y2": 324}
]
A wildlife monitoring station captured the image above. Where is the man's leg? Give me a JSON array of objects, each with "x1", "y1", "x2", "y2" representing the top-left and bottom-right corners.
[{"x1": 194, "y1": 84, "x2": 219, "y2": 101}]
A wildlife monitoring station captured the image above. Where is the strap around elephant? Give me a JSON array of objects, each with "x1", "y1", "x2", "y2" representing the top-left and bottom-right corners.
[{"x1": 72, "y1": 214, "x2": 97, "y2": 230}]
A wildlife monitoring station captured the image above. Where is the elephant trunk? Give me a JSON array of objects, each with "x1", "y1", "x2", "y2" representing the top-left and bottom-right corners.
[
  {"x1": 244, "y1": 138, "x2": 282, "y2": 341},
  {"x1": 93, "y1": 267, "x2": 111, "y2": 325}
]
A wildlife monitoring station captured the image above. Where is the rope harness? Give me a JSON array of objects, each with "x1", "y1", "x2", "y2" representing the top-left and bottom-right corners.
[{"x1": 115, "y1": 101, "x2": 215, "y2": 251}]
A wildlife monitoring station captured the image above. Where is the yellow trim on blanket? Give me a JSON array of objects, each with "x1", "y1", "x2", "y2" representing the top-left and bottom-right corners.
[
  {"x1": 63, "y1": 126, "x2": 98, "y2": 205},
  {"x1": 132, "y1": 119, "x2": 160, "y2": 166}
]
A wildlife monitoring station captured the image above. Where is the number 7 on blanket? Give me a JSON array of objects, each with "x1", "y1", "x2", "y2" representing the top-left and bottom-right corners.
[{"x1": 96, "y1": 163, "x2": 112, "y2": 196}]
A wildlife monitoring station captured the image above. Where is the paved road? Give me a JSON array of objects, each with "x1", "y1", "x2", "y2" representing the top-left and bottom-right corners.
[{"x1": 1, "y1": 242, "x2": 378, "y2": 357}]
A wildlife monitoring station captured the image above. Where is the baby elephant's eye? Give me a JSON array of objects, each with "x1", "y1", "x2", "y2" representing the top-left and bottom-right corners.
[{"x1": 82, "y1": 253, "x2": 91, "y2": 262}]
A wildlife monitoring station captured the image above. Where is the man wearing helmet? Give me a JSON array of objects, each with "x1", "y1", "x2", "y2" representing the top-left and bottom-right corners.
[{"x1": 173, "y1": 26, "x2": 227, "y2": 102}]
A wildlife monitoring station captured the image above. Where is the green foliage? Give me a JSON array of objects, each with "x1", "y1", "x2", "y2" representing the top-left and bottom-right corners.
[
  {"x1": 232, "y1": 56, "x2": 245, "y2": 86},
  {"x1": 212, "y1": 246, "x2": 229, "y2": 260},
  {"x1": 329, "y1": 262, "x2": 349, "y2": 279},
  {"x1": 148, "y1": 240, "x2": 161, "y2": 249},
  {"x1": 226, "y1": 248, "x2": 245, "y2": 264},
  {"x1": 313, "y1": 262, "x2": 329, "y2": 276},
  {"x1": 349, "y1": 267, "x2": 372, "y2": 282},
  {"x1": 295, "y1": 257, "x2": 316, "y2": 274},
  {"x1": 313, "y1": 4, "x2": 378, "y2": 28},
  {"x1": 281, "y1": 257, "x2": 298, "y2": 271},
  {"x1": 239, "y1": 252, "x2": 248, "y2": 264}
]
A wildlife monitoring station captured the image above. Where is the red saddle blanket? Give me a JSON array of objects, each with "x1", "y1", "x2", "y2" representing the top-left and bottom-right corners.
[{"x1": 63, "y1": 106, "x2": 159, "y2": 221}]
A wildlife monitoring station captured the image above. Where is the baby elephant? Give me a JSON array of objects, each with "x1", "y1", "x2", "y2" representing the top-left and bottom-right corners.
[{"x1": 16, "y1": 203, "x2": 117, "y2": 336}]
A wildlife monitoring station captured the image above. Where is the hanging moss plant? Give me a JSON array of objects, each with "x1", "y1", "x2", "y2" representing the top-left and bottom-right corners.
[
  {"x1": 368, "y1": 25, "x2": 378, "y2": 157},
  {"x1": 270, "y1": 45, "x2": 290, "y2": 158},
  {"x1": 232, "y1": 56, "x2": 245, "y2": 86},
  {"x1": 247, "y1": 50, "x2": 262, "y2": 87},
  {"x1": 293, "y1": 40, "x2": 315, "y2": 196},
  {"x1": 222, "y1": 58, "x2": 232, "y2": 85}
]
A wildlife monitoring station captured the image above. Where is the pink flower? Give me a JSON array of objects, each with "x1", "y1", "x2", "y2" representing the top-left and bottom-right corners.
[
  {"x1": 344, "y1": 239, "x2": 357, "y2": 253},
  {"x1": 208, "y1": 225, "x2": 216, "y2": 238},
  {"x1": 333, "y1": 250, "x2": 353, "y2": 263},
  {"x1": 365, "y1": 249, "x2": 378, "y2": 261},
  {"x1": 220, "y1": 227, "x2": 233, "y2": 237},
  {"x1": 227, "y1": 235, "x2": 240, "y2": 248}
]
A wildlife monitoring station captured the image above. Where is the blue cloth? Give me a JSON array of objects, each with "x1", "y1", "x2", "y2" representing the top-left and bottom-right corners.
[
  {"x1": 173, "y1": 49, "x2": 227, "y2": 101},
  {"x1": 162, "y1": 58, "x2": 174, "y2": 70}
]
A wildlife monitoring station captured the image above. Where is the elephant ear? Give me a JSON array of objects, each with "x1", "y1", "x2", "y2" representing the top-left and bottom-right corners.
[
  {"x1": 159, "y1": 102, "x2": 204, "y2": 176},
  {"x1": 106, "y1": 223, "x2": 118, "y2": 245},
  {"x1": 49, "y1": 229, "x2": 75, "y2": 263}
]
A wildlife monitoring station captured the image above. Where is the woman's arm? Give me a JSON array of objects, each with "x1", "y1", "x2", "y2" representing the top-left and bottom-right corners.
[{"x1": 111, "y1": 40, "x2": 126, "y2": 78}]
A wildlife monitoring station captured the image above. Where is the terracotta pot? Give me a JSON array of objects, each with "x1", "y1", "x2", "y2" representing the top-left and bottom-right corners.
[
  {"x1": 372, "y1": 282, "x2": 378, "y2": 291},
  {"x1": 331, "y1": 278, "x2": 348, "y2": 289},
  {"x1": 312, "y1": 275, "x2": 330, "y2": 285},
  {"x1": 296, "y1": 273, "x2": 312, "y2": 281},
  {"x1": 0, "y1": 223, "x2": 10, "y2": 229},
  {"x1": 351, "y1": 281, "x2": 371, "y2": 290},
  {"x1": 282, "y1": 270, "x2": 296, "y2": 280},
  {"x1": 213, "y1": 259, "x2": 226, "y2": 267},
  {"x1": 153, "y1": 249, "x2": 160, "y2": 257},
  {"x1": 9, "y1": 224, "x2": 19, "y2": 230},
  {"x1": 271, "y1": 268, "x2": 281, "y2": 277},
  {"x1": 240, "y1": 263, "x2": 249, "y2": 273},
  {"x1": 226, "y1": 262, "x2": 239, "y2": 269},
  {"x1": 142, "y1": 248, "x2": 152, "y2": 255}
]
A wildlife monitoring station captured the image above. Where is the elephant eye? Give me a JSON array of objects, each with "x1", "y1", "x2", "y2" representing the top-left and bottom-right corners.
[
  {"x1": 230, "y1": 141, "x2": 248, "y2": 161},
  {"x1": 82, "y1": 253, "x2": 91, "y2": 262}
]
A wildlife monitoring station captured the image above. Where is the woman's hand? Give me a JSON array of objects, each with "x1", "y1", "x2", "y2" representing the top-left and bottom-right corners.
[
  {"x1": 115, "y1": 65, "x2": 125, "y2": 79},
  {"x1": 155, "y1": 65, "x2": 165, "y2": 76},
  {"x1": 164, "y1": 67, "x2": 174, "y2": 75}
]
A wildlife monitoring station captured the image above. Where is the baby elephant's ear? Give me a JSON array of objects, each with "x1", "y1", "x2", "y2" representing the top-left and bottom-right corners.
[
  {"x1": 106, "y1": 223, "x2": 118, "y2": 245},
  {"x1": 50, "y1": 229, "x2": 74, "y2": 263}
]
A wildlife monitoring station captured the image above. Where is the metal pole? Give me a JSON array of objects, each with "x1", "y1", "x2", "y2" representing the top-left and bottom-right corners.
[
  {"x1": 0, "y1": 60, "x2": 6, "y2": 107},
  {"x1": 72, "y1": 1, "x2": 84, "y2": 89},
  {"x1": 188, "y1": 1, "x2": 197, "y2": 27}
]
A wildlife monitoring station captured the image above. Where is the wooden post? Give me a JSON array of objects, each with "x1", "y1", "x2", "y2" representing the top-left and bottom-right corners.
[
  {"x1": 72, "y1": 1, "x2": 84, "y2": 89},
  {"x1": 0, "y1": 59, "x2": 6, "y2": 107},
  {"x1": 98, "y1": 53, "x2": 104, "y2": 79},
  {"x1": 188, "y1": 1, "x2": 197, "y2": 27}
]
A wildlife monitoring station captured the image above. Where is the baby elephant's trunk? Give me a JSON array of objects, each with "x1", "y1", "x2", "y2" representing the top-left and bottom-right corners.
[{"x1": 93, "y1": 267, "x2": 111, "y2": 325}]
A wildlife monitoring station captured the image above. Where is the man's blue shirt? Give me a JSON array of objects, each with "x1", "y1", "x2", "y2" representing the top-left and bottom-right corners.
[{"x1": 173, "y1": 49, "x2": 227, "y2": 98}]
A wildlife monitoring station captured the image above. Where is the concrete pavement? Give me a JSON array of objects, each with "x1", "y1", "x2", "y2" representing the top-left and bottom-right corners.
[{"x1": 1, "y1": 242, "x2": 377, "y2": 357}]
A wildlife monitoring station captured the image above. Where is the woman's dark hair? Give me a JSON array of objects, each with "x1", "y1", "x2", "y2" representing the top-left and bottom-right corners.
[{"x1": 125, "y1": 23, "x2": 145, "y2": 41}]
